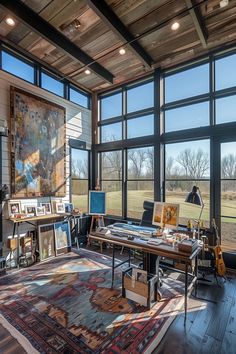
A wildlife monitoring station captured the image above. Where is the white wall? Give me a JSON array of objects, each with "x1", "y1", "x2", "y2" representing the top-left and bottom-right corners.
[{"x1": 0, "y1": 70, "x2": 91, "y2": 257}]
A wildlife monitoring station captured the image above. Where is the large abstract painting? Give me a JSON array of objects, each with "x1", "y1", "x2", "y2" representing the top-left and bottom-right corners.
[{"x1": 10, "y1": 86, "x2": 66, "y2": 198}]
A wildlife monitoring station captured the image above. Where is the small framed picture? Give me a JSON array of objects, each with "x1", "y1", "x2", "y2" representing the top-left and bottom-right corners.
[
  {"x1": 54, "y1": 221, "x2": 71, "y2": 255},
  {"x1": 36, "y1": 206, "x2": 45, "y2": 216},
  {"x1": 41, "y1": 203, "x2": 51, "y2": 215},
  {"x1": 8, "y1": 201, "x2": 21, "y2": 217},
  {"x1": 64, "y1": 203, "x2": 74, "y2": 213},
  {"x1": 25, "y1": 205, "x2": 36, "y2": 217},
  {"x1": 55, "y1": 202, "x2": 65, "y2": 214},
  {"x1": 38, "y1": 224, "x2": 55, "y2": 261}
]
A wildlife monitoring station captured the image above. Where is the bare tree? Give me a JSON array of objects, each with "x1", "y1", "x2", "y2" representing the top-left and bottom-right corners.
[
  {"x1": 176, "y1": 148, "x2": 209, "y2": 179},
  {"x1": 128, "y1": 149, "x2": 148, "y2": 179},
  {"x1": 222, "y1": 154, "x2": 236, "y2": 178},
  {"x1": 71, "y1": 158, "x2": 88, "y2": 179},
  {"x1": 102, "y1": 151, "x2": 122, "y2": 180}
]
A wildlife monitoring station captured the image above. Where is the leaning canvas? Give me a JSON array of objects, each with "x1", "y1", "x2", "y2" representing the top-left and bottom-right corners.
[{"x1": 10, "y1": 86, "x2": 66, "y2": 198}]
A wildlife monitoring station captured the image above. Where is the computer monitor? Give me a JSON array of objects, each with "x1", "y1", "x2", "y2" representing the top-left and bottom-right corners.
[
  {"x1": 152, "y1": 202, "x2": 179, "y2": 229},
  {"x1": 89, "y1": 190, "x2": 106, "y2": 215}
]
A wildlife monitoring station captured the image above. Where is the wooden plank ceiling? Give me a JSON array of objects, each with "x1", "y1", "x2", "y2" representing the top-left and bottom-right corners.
[{"x1": 0, "y1": 0, "x2": 236, "y2": 92}]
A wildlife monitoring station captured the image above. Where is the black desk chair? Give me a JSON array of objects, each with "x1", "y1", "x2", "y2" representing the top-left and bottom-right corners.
[{"x1": 139, "y1": 201, "x2": 164, "y2": 277}]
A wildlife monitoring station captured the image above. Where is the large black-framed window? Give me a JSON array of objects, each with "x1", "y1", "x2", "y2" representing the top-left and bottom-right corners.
[
  {"x1": 95, "y1": 47, "x2": 236, "y2": 254},
  {"x1": 0, "y1": 45, "x2": 91, "y2": 109},
  {"x1": 71, "y1": 147, "x2": 90, "y2": 213}
]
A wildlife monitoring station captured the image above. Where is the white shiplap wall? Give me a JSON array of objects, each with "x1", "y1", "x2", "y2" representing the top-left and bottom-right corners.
[{"x1": 0, "y1": 70, "x2": 91, "y2": 256}]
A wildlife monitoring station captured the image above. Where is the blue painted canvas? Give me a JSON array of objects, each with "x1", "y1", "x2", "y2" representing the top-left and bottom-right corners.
[{"x1": 89, "y1": 191, "x2": 106, "y2": 215}]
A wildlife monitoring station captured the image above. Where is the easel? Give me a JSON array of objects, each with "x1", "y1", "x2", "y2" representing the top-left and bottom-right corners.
[{"x1": 87, "y1": 180, "x2": 105, "y2": 252}]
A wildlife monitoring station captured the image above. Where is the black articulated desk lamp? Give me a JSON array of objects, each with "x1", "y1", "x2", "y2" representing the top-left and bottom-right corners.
[{"x1": 185, "y1": 185, "x2": 204, "y2": 238}]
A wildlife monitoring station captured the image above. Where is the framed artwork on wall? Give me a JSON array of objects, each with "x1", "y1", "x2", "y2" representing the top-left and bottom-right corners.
[
  {"x1": 38, "y1": 224, "x2": 55, "y2": 261},
  {"x1": 10, "y1": 86, "x2": 66, "y2": 198},
  {"x1": 54, "y1": 221, "x2": 71, "y2": 255}
]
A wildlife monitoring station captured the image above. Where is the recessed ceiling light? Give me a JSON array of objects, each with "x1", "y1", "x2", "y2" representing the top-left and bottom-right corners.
[
  {"x1": 220, "y1": 0, "x2": 229, "y2": 8},
  {"x1": 171, "y1": 22, "x2": 180, "y2": 31},
  {"x1": 119, "y1": 48, "x2": 126, "y2": 55},
  {"x1": 85, "y1": 69, "x2": 91, "y2": 75},
  {"x1": 5, "y1": 17, "x2": 15, "y2": 26}
]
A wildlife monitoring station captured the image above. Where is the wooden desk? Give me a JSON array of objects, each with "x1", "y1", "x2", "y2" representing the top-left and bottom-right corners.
[{"x1": 89, "y1": 232, "x2": 202, "y2": 321}]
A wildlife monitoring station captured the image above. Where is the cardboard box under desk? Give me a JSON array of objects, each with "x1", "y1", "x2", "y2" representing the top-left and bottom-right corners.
[{"x1": 122, "y1": 267, "x2": 158, "y2": 308}]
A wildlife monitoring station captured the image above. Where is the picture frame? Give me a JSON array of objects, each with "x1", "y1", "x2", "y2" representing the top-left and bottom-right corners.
[
  {"x1": 25, "y1": 205, "x2": 36, "y2": 217},
  {"x1": 54, "y1": 221, "x2": 71, "y2": 255},
  {"x1": 89, "y1": 191, "x2": 106, "y2": 215},
  {"x1": 64, "y1": 203, "x2": 74, "y2": 213},
  {"x1": 8, "y1": 201, "x2": 22, "y2": 217},
  {"x1": 55, "y1": 202, "x2": 65, "y2": 214},
  {"x1": 10, "y1": 86, "x2": 66, "y2": 198},
  {"x1": 40, "y1": 202, "x2": 52, "y2": 215},
  {"x1": 36, "y1": 206, "x2": 45, "y2": 216},
  {"x1": 38, "y1": 223, "x2": 55, "y2": 261}
]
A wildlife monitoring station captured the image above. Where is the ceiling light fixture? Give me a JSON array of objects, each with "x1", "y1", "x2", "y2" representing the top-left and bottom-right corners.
[
  {"x1": 119, "y1": 48, "x2": 126, "y2": 55},
  {"x1": 85, "y1": 69, "x2": 91, "y2": 75},
  {"x1": 74, "y1": 19, "x2": 81, "y2": 29},
  {"x1": 220, "y1": 0, "x2": 229, "y2": 8},
  {"x1": 171, "y1": 22, "x2": 180, "y2": 31},
  {"x1": 5, "y1": 17, "x2": 15, "y2": 26}
]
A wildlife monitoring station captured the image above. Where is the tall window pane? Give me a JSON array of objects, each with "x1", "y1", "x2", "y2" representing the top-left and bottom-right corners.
[
  {"x1": 2, "y1": 51, "x2": 34, "y2": 83},
  {"x1": 70, "y1": 87, "x2": 89, "y2": 108},
  {"x1": 127, "y1": 114, "x2": 154, "y2": 139},
  {"x1": 127, "y1": 147, "x2": 154, "y2": 218},
  {"x1": 165, "y1": 102, "x2": 209, "y2": 132},
  {"x1": 101, "y1": 151, "x2": 122, "y2": 216},
  {"x1": 100, "y1": 92, "x2": 122, "y2": 120},
  {"x1": 221, "y1": 142, "x2": 236, "y2": 251},
  {"x1": 127, "y1": 81, "x2": 154, "y2": 113},
  {"x1": 216, "y1": 95, "x2": 236, "y2": 124},
  {"x1": 71, "y1": 149, "x2": 89, "y2": 213},
  {"x1": 41, "y1": 72, "x2": 64, "y2": 97},
  {"x1": 165, "y1": 140, "x2": 210, "y2": 225},
  {"x1": 165, "y1": 63, "x2": 209, "y2": 103},
  {"x1": 101, "y1": 122, "x2": 122, "y2": 142},
  {"x1": 215, "y1": 53, "x2": 236, "y2": 91},
  {"x1": 128, "y1": 147, "x2": 154, "y2": 179}
]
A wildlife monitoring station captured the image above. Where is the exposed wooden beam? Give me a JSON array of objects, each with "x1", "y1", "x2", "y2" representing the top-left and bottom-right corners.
[
  {"x1": 0, "y1": 0, "x2": 114, "y2": 83},
  {"x1": 185, "y1": 0, "x2": 208, "y2": 48},
  {"x1": 87, "y1": 0, "x2": 153, "y2": 68}
]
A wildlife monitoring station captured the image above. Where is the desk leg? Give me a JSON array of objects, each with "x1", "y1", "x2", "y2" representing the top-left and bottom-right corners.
[
  {"x1": 194, "y1": 254, "x2": 198, "y2": 297},
  {"x1": 184, "y1": 262, "x2": 188, "y2": 325},
  {"x1": 111, "y1": 246, "x2": 115, "y2": 289},
  {"x1": 16, "y1": 223, "x2": 20, "y2": 269}
]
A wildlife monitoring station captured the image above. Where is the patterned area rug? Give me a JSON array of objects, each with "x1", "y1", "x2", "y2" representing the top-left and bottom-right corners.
[{"x1": 0, "y1": 249, "x2": 186, "y2": 353}]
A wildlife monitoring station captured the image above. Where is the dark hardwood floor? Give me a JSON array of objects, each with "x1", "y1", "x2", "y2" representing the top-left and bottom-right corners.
[{"x1": 0, "y1": 245, "x2": 235, "y2": 354}]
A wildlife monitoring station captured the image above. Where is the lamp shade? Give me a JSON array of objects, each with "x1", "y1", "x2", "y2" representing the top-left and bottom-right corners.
[{"x1": 185, "y1": 186, "x2": 203, "y2": 206}]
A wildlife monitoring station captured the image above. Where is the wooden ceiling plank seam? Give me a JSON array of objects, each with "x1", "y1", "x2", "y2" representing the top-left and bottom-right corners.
[
  {"x1": 185, "y1": 0, "x2": 208, "y2": 48},
  {"x1": 86, "y1": 0, "x2": 153, "y2": 67},
  {"x1": 0, "y1": 0, "x2": 114, "y2": 83}
]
